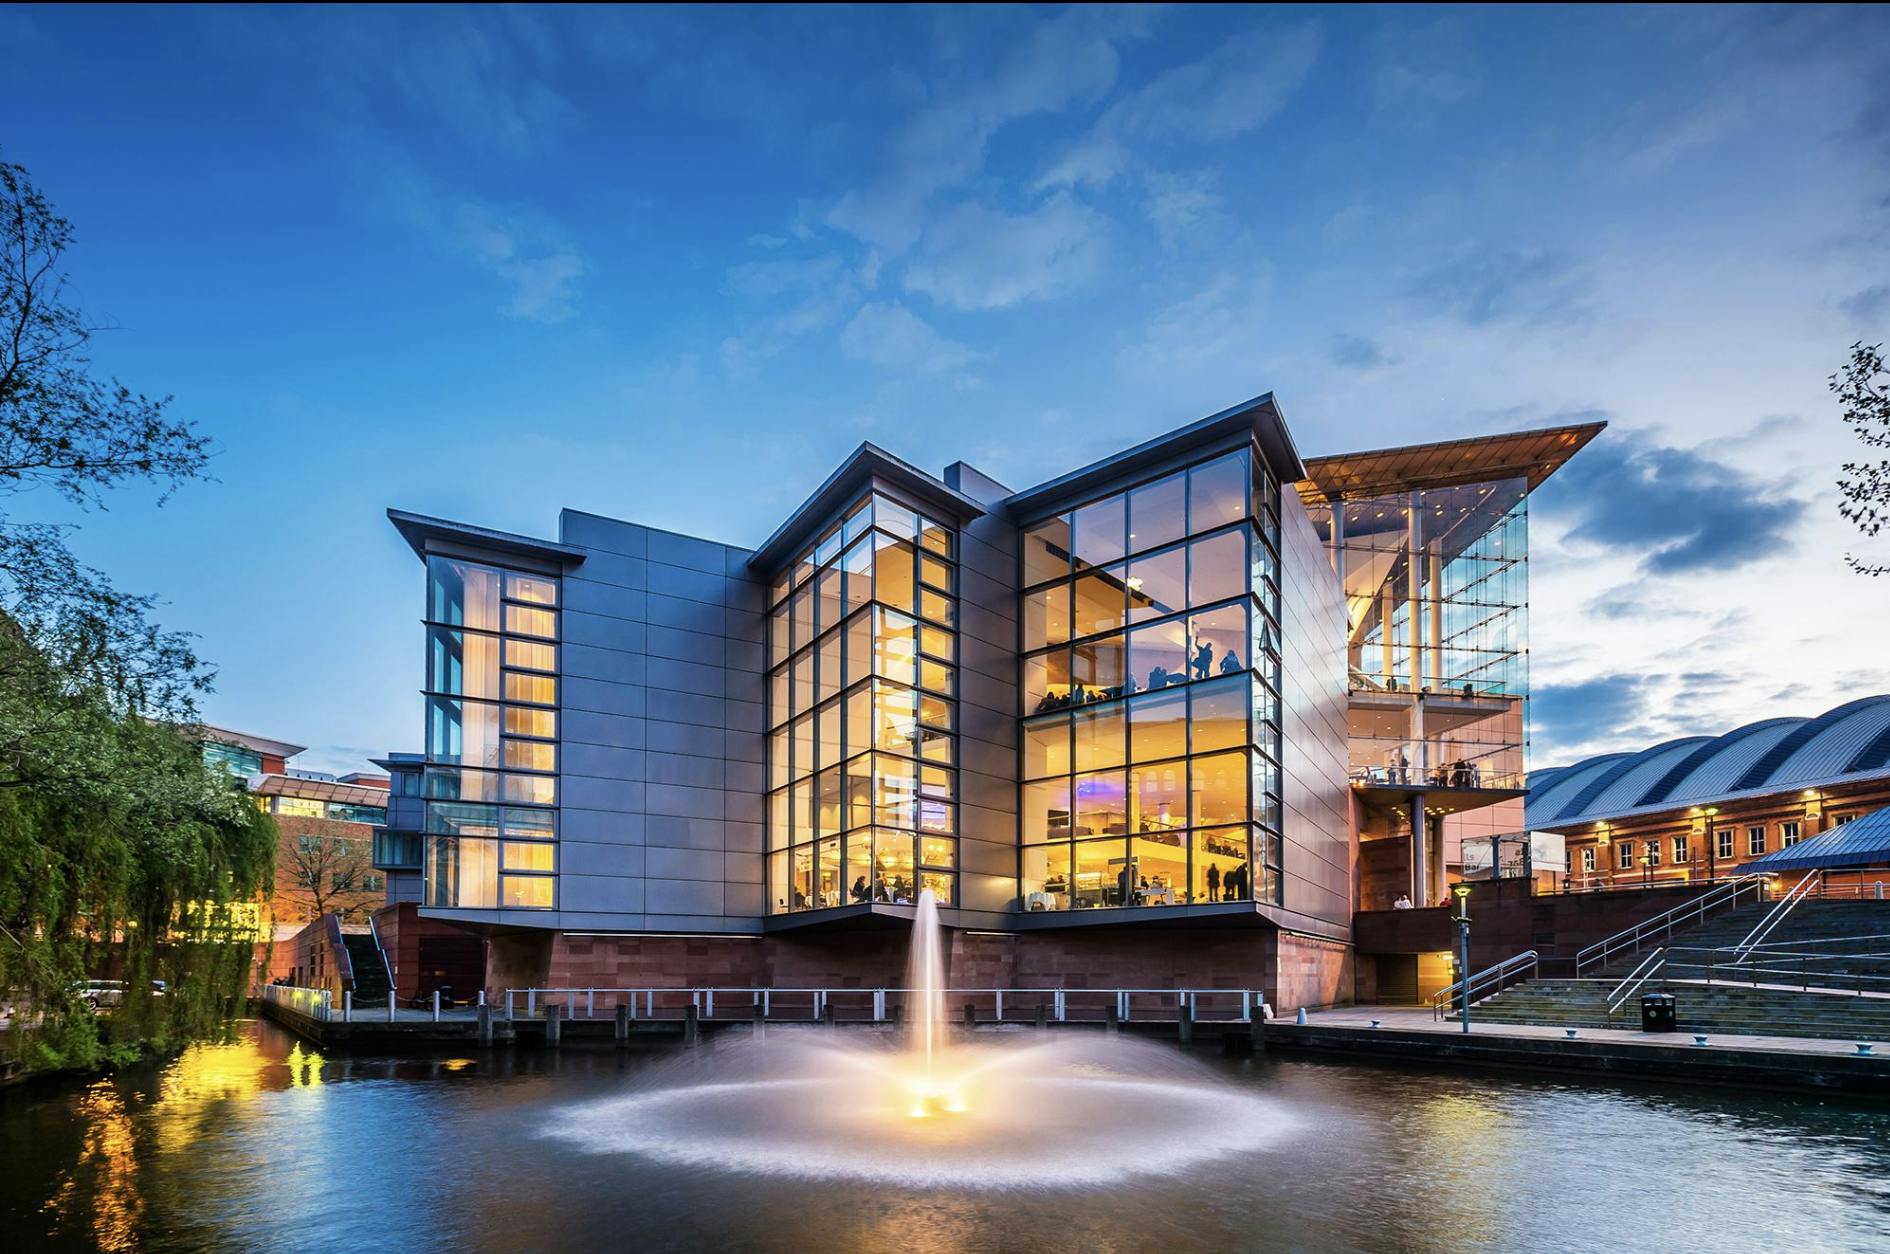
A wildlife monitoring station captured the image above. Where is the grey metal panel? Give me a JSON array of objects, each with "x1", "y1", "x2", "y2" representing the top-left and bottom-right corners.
[
  {"x1": 561, "y1": 742, "x2": 646, "y2": 782},
  {"x1": 644, "y1": 591, "x2": 726, "y2": 634},
  {"x1": 559, "y1": 808, "x2": 645, "y2": 844},
  {"x1": 560, "y1": 874, "x2": 645, "y2": 914},
  {"x1": 724, "y1": 639, "x2": 766, "y2": 674},
  {"x1": 559, "y1": 775, "x2": 646, "y2": 815},
  {"x1": 562, "y1": 677, "x2": 648, "y2": 719},
  {"x1": 646, "y1": 656, "x2": 727, "y2": 698},
  {"x1": 563, "y1": 642, "x2": 647, "y2": 686},
  {"x1": 646, "y1": 846, "x2": 725, "y2": 881},
  {"x1": 644, "y1": 814, "x2": 725, "y2": 850},
  {"x1": 561, "y1": 842, "x2": 646, "y2": 879},
  {"x1": 562, "y1": 709, "x2": 646, "y2": 751},
  {"x1": 648, "y1": 530, "x2": 732, "y2": 574},
  {"x1": 646, "y1": 751, "x2": 725, "y2": 789},
  {"x1": 567, "y1": 550, "x2": 648, "y2": 593},
  {"x1": 647, "y1": 689, "x2": 725, "y2": 728},
  {"x1": 723, "y1": 730, "x2": 765, "y2": 764},
  {"x1": 558, "y1": 510, "x2": 648, "y2": 558},
  {"x1": 645, "y1": 564, "x2": 728, "y2": 607},
  {"x1": 562, "y1": 579, "x2": 648, "y2": 625},
  {"x1": 1577, "y1": 740, "x2": 1711, "y2": 817},
  {"x1": 644, "y1": 624, "x2": 724, "y2": 664},
  {"x1": 643, "y1": 719, "x2": 725, "y2": 759},
  {"x1": 724, "y1": 820, "x2": 764, "y2": 853},
  {"x1": 725, "y1": 760, "x2": 766, "y2": 794},
  {"x1": 644, "y1": 878, "x2": 724, "y2": 915},
  {"x1": 724, "y1": 790, "x2": 765, "y2": 824},
  {"x1": 645, "y1": 782, "x2": 725, "y2": 820},
  {"x1": 723, "y1": 698, "x2": 764, "y2": 733},
  {"x1": 1654, "y1": 721, "x2": 1800, "y2": 804},
  {"x1": 1773, "y1": 700, "x2": 1890, "y2": 786}
]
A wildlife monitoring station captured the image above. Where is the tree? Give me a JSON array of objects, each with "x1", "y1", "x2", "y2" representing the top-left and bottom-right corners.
[
  {"x1": 0, "y1": 158, "x2": 274, "y2": 1075},
  {"x1": 1833, "y1": 341, "x2": 1890, "y2": 576},
  {"x1": 282, "y1": 832, "x2": 373, "y2": 923}
]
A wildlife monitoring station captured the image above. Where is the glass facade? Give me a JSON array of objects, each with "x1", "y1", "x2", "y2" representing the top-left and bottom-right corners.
[
  {"x1": 420, "y1": 556, "x2": 559, "y2": 910},
  {"x1": 1307, "y1": 478, "x2": 1528, "y2": 791},
  {"x1": 256, "y1": 795, "x2": 389, "y2": 824},
  {"x1": 766, "y1": 492, "x2": 958, "y2": 913},
  {"x1": 1018, "y1": 448, "x2": 1284, "y2": 911}
]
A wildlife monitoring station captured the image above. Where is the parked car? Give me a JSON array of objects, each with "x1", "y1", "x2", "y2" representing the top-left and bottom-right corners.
[{"x1": 73, "y1": 980, "x2": 126, "y2": 1009}]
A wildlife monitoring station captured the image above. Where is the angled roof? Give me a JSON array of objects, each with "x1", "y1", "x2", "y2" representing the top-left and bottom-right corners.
[
  {"x1": 1295, "y1": 420, "x2": 1605, "y2": 507},
  {"x1": 1737, "y1": 806, "x2": 1890, "y2": 873},
  {"x1": 388, "y1": 509, "x2": 588, "y2": 565},
  {"x1": 746, "y1": 443, "x2": 987, "y2": 574},
  {"x1": 248, "y1": 773, "x2": 389, "y2": 807},
  {"x1": 1529, "y1": 696, "x2": 1890, "y2": 829},
  {"x1": 199, "y1": 725, "x2": 306, "y2": 760},
  {"x1": 1003, "y1": 393, "x2": 1302, "y2": 521}
]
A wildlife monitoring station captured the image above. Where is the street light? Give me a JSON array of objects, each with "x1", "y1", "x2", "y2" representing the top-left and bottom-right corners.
[
  {"x1": 1451, "y1": 882, "x2": 1473, "y2": 1035},
  {"x1": 1702, "y1": 805, "x2": 1721, "y2": 882},
  {"x1": 1641, "y1": 848, "x2": 1654, "y2": 887}
]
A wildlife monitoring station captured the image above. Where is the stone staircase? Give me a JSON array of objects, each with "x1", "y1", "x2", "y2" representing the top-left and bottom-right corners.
[{"x1": 1458, "y1": 898, "x2": 1890, "y2": 1042}]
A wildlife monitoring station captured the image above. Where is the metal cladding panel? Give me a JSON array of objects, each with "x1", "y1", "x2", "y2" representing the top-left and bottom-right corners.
[
  {"x1": 1523, "y1": 754, "x2": 1628, "y2": 824},
  {"x1": 1771, "y1": 699, "x2": 1890, "y2": 787},
  {"x1": 1277, "y1": 490, "x2": 1353, "y2": 935},
  {"x1": 1737, "y1": 805, "x2": 1890, "y2": 872}
]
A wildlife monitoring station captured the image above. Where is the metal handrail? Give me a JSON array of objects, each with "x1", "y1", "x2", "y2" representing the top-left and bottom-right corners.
[
  {"x1": 1430, "y1": 950, "x2": 1538, "y2": 1019},
  {"x1": 1605, "y1": 948, "x2": 1666, "y2": 1015},
  {"x1": 1657, "y1": 944, "x2": 1890, "y2": 996},
  {"x1": 502, "y1": 986, "x2": 1266, "y2": 1025},
  {"x1": 1734, "y1": 870, "x2": 1825, "y2": 957},
  {"x1": 1574, "y1": 875, "x2": 1766, "y2": 974}
]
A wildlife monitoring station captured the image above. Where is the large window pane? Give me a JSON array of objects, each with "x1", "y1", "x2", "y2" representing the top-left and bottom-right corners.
[
  {"x1": 844, "y1": 538, "x2": 873, "y2": 614},
  {"x1": 1128, "y1": 473, "x2": 1186, "y2": 556},
  {"x1": 1022, "y1": 779, "x2": 1072, "y2": 841},
  {"x1": 502, "y1": 774, "x2": 556, "y2": 805},
  {"x1": 1190, "y1": 749, "x2": 1250, "y2": 827},
  {"x1": 504, "y1": 571, "x2": 558, "y2": 606},
  {"x1": 1023, "y1": 516, "x2": 1072, "y2": 586},
  {"x1": 815, "y1": 837, "x2": 842, "y2": 908},
  {"x1": 872, "y1": 831, "x2": 916, "y2": 902},
  {"x1": 502, "y1": 842, "x2": 555, "y2": 872},
  {"x1": 1129, "y1": 761, "x2": 1186, "y2": 834},
  {"x1": 1072, "y1": 570, "x2": 1125, "y2": 638},
  {"x1": 1023, "y1": 583, "x2": 1071, "y2": 651},
  {"x1": 1071, "y1": 634, "x2": 1124, "y2": 701},
  {"x1": 427, "y1": 696, "x2": 502, "y2": 769},
  {"x1": 816, "y1": 566, "x2": 843, "y2": 637},
  {"x1": 875, "y1": 608, "x2": 919, "y2": 684},
  {"x1": 873, "y1": 534, "x2": 916, "y2": 613},
  {"x1": 504, "y1": 638, "x2": 556, "y2": 673},
  {"x1": 504, "y1": 604, "x2": 558, "y2": 639},
  {"x1": 1189, "y1": 603, "x2": 1249, "y2": 679},
  {"x1": 429, "y1": 627, "x2": 501, "y2": 699},
  {"x1": 1193, "y1": 827, "x2": 1250, "y2": 903},
  {"x1": 1128, "y1": 619, "x2": 1189, "y2": 693},
  {"x1": 425, "y1": 801, "x2": 501, "y2": 837},
  {"x1": 1190, "y1": 675, "x2": 1248, "y2": 753},
  {"x1": 1188, "y1": 528, "x2": 1247, "y2": 610},
  {"x1": 1073, "y1": 769, "x2": 1128, "y2": 837},
  {"x1": 1129, "y1": 832, "x2": 1187, "y2": 905},
  {"x1": 1072, "y1": 838, "x2": 1123, "y2": 908},
  {"x1": 1189, "y1": 451, "x2": 1248, "y2": 534},
  {"x1": 1126, "y1": 546, "x2": 1185, "y2": 624},
  {"x1": 845, "y1": 836, "x2": 873, "y2": 905},
  {"x1": 1129, "y1": 688, "x2": 1188, "y2": 763},
  {"x1": 1025, "y1": 649, "x2": 1073, "y2": 715},
  {"x1": 504, "y1": 672, "x2": 556, "y2": 706},
  {"x1": 503, "y1": 738, "x2": 554, "y2": 772},
  {"x1": 1023, "y1": 842, "x2": 1072, "y2": 910},
  {"x1": 1073, "y1": 702, "x2": 1126, "y2": 771},
  {"x1": 1024, "y1": 714, "x2": 1070, "y2": 780},
  {"x1": 1073, "y1": 494, "x2": 1126, "y2": 569},
  {"x1": 428, "y1": 556, "x2": 502, "y2": 631}
]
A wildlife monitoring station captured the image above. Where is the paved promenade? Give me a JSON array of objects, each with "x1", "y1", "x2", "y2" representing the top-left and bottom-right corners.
[{"x1": 1286, "y1": 1005, "x2": 1886, "y2": 1056}]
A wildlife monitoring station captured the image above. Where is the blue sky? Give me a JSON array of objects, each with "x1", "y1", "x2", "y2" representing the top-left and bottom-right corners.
[{"x1": 2, "y1": 4, "x2": 1887, "y2": 773}]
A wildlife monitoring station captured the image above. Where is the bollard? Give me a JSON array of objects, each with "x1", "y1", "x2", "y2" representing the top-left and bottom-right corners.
[
  {"x1": 822, "y1": 999, "x2": 836, "y2": 1030},
  {"x1": 684, "y1": 1003, "x2": 700, "y2": 1049},
  {"x1": 1106, "y1": 1001, "x2": 1119, "y2": 1036},
  {"x1": 1295, "y1": 1006, "x2": 1307, "y2": 1025},
  {"x1": 432, "y1": 989, "x2": 441, "y2": 1023},
  {"x1": 1178, "y1": 997, "x2": 1194, "y2": 1046},
  {"x1": 1692, "y1": 1034, "x2": 1710, "y2": 1048},
  {"x1": 963, "y1": 1002, "x2": 976, "y2": 1029},
  {"x1": 1370, "y1": 1019, "x2": 1382, "y2": 1030},
  {"x1": 477, "y1": 1003, "x2": 493, "y2": 1046},
  {"x1": 388, "y1": 990, "x2": 397, "y2": 1023},
  {"x1": 1035, "y1": 1002, "x2": 1047, "y2": 1030},
  {"x1": 1565, "y1": 1028, "x2": 1578, "y2": 1039},
  {"x1": 752, "y1": 1005, "x2": 766, "y2": 1042},
  {"x1": 615, "y1": 1003, "x2": 630, "y2": 1045},
  {"x1": 1857, "y1": 1042, "x2": 1875, "y2": 1056},
  {"x1": 344, "y1": 990, "x2": 352, "y2": 1023},
  {"x1": 1250, "y1": 1009, "x2": 1265, "y2": 1054},
  {"x1": 545, "y1": 1002, "x2": 562, "y2": 1048}
]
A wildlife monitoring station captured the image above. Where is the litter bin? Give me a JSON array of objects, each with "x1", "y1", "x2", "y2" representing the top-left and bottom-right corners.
[{"x1": 1640, "y1": 992, "x2": 1676, "y2": 1033}]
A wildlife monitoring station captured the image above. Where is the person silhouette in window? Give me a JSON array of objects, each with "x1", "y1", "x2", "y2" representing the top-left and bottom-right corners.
[
  {"x1": 1192, "y1": 640, "x2": 1214, "y2": 680},
  {"x1": 1219, "y1": 650, "x2": 1242, "y2": 674}
]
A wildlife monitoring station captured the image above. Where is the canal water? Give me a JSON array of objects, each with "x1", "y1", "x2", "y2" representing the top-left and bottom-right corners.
[{"x1": 4, "y1": 1019, "x2": 1888, "y2": 1253}]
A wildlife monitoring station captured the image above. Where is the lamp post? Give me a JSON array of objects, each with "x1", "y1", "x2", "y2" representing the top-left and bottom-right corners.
[
  {"x1": 1451, "y1": 883, "x2": 1473, "y2": 1035},
  {"x1": 1702, "y1": 805, "x2": 1720, "y2": 883}
]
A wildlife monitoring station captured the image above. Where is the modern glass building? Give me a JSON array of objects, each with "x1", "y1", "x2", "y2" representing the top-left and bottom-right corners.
[{"x1": 376, "y1": 397, "x2": 1600, "y2": 1005}]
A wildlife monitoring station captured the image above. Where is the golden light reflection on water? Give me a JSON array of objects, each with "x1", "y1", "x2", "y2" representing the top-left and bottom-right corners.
[
  {"x1": 42, "y1": 1080, "x2": 144, "y2": 1253},
  {"x1": 40, "y1": 1028, "x2": 332, "y2": 1247}
]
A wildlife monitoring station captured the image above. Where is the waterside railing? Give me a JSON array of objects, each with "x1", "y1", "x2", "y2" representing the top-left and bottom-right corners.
[
  {"x1": 259, "y1": 984, "x2": 333, "y2": 1023},
  {"x1": 502, "y1": 987, "x2": 1266, "y2": 1025}
]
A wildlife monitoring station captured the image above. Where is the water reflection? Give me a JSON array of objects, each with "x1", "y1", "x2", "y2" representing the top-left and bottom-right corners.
[{"x1": 5, "y1": 1021, "x2": 1890, "y2": 1254}]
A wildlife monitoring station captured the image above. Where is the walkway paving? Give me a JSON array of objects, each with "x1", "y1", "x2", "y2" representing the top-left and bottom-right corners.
[{"x1": 1284, "y1": 1005, "x2": 1886, "y2": 1056}]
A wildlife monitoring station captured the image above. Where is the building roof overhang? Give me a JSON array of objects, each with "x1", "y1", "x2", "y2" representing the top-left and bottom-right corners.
[
  {"x1": 1294, "y1": 419, "x2": 1606, "y2": 507},
  {"x1": 746, "y1": 442, "x2": 987, "y2": 575},
  {"x1": 199, "y1": 725, "x2": 306, "y2": 760},
  {"x1": 1002, "y1": 392, "x2": 1303, "y2": 521},
  {"x1": 248, "y1": 773, "x2": 389, "y2": 806},
  {"x1": 387, "y1": 509, "x2": 587, "y2": 567}
]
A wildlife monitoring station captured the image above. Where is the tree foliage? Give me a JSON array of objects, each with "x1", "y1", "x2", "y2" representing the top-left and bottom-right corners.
[
  {"x1": 0, "y1": 158, "x2": 273, "y2": 1074},
  {"x1": 282, "y1": 831, "x2": 373, "y2": 923},
  {"x1": 1832, "y1": 340, "x2": 1890, "y2": 577}
]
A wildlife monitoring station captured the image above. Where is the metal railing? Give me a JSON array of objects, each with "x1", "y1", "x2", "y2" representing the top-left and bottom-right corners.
[
  {"x1": 1431, "y1": 951, "x2": 1538, "y2": 1019},
  {"x1": 1574, "y1": 875, "x2": 1766, "y2": 975},
  {"x1": 1658, "y1": 944, "x2": 1890, "y2": 998},
  {"x1": 259, "y1": 984, "x2": 332, "y2": 1022},
  {"x1": 1734, "y1": 870, "x2": 1824, "y2": 958},
  {"x1": 1605, "y1": 949, "x2": 1667, "y2": 1016},
  {"x1": 502, "y1": 986, "x2": 1264, "y2": 1025}
]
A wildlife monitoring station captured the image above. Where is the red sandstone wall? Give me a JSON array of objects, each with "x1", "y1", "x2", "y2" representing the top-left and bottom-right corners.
[{"x1": 1274, "y1": 932, "x2": 1352, "y2": 1012}]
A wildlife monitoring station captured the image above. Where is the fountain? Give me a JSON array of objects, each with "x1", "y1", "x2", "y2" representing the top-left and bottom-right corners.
[{"x1": 544, "y1": 890, "x2": 1293, "y2": 1189}]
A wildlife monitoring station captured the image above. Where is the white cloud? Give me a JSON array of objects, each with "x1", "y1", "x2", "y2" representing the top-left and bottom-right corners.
[
  {"x1": 840, "y1": 302, "x2": 976, "y2": 375},
  {"x1": 1144, "y1": 170, "x2": 1222, "y2": 253},
  {"x1": 1121, "y1": 268, "x2": 1269, "y2": 375},
  {"x1": 903, "y1": 196, "x2": 1109, "y2": 311}
]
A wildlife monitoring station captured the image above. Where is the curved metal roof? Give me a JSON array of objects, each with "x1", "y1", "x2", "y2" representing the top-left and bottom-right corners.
[{"x1": 1528, "y1": 696, "x2": 1890, "y2": 829}]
